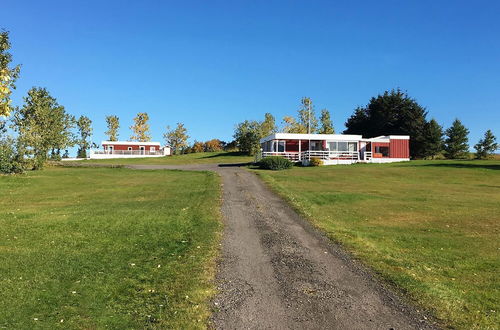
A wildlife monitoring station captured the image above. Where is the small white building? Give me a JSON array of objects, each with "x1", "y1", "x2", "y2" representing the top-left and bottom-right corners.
[{"x1": 90, "y1": 141, "x2": 171, "y2": 159}]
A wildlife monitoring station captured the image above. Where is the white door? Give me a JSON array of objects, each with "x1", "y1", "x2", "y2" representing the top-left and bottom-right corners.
[{"x1": 359, "y1": 142, "x2": 366, "y2": 159}]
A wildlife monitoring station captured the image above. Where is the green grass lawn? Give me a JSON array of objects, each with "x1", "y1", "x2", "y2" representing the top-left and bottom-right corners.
[
  {"x1": 255, "y1": 160, "x2": 500, "y2": 329},
  {"x1": 0, "y1": 166, "x2": 221, "y2": 329},
  {"x1": 74, "y1": 151, "x2": 253, "y2": 165}
]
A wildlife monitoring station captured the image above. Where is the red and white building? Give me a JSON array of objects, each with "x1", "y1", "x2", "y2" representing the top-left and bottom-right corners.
[
  {"x1": 89, "y1": 141, "x2": 171, "y2": 159},
  {"x1": 260, "y1": 133, "x2": 410, "y2": 165}
]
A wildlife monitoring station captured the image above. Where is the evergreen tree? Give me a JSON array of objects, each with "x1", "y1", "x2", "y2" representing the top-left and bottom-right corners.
[
  {"x1": 444, "y1": 119, "x2": 469, "y2": 159},
  {"x1": 344, "y1": 89, "x2": 428, "y2": 158},
  {"x1": 474, "y1": 130, "x2": 498, "y2": 159},
  {"x1": 105, "y1": 115, "x2": 119, "y2": 141},
  {"x1": 318, "y1": 109, "x2": 334, "y2": 134},
  {"x1": 422, "y1": 119, "x2": 444, "y2": 159}
]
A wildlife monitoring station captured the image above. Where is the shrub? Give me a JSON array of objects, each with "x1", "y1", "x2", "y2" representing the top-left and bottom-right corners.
[
  {"x1": 309, "y1": 157, "x2": 323, "y2": 166},
  {"x1": 0, "y1": 137, "x2": 25, "y2": 174},
  {"x1": 259, "y1": 156, "x2": 293, "y2": 170}
]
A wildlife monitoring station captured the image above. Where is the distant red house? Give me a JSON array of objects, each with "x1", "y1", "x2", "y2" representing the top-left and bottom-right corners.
[
  {"x1": 90, "y1": 141, "x2": 171, "y2": 159},
  {"x1": 260, "y1": 133, "x2": 410, "y2": 165}
]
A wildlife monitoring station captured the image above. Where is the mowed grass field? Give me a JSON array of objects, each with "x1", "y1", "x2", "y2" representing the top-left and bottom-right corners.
[
  {"x1": 256, "y1": 160, "x2": 500, "y2": 329},
  {"x1": 74, "y1": 151, "x2": 253, "y2": 165},
  {"x1": 0, "y1": 166, "x2": 221, "y2": 329}
]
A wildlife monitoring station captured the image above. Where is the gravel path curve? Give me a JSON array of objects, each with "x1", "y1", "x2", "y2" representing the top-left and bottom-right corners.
[{"x1": 128, "y1": 164, "x2": 436, "y2": 330}]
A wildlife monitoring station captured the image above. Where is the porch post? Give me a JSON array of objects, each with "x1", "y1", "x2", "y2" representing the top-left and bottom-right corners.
[{"x1": 298, "y1": 139, "x2": 301, "y2": 160}]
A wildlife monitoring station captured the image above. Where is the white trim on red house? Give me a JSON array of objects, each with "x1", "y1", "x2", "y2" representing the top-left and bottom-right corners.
[
  {"x1": 260, "y1": 133, "x2": 363, "y2": 143},
  {"x1": 260, "y1": 133, "x2": 410, "y2": 165},
  {"x1": 89, "y1": 140, "x2": 172, "y2": 159},
  {"x1": 101, "y1": 141, "x2": 161, "y2": 146}
]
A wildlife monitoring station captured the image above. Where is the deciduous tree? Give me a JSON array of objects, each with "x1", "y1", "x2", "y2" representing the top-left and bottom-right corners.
[
  {"x1": 444, "y1": 119, "x2": 469, "y2": 159},
  {"x1": 204, "y1": 139, "x2": 223, "y2": 152},
  {"x1": 76, "y1": 116, "x2": 92, "y2": 158},
  {"x1": 12, "y1": 87, "x2": 75, "y2": 169},
  {"x1": 318, "y1": 109, "x2": 334, "y2": 134},
  {"x1": 0, "y1": 31, "x2": 21, "y2": 117},
  {"x1": 233, "y1": 120, "x2": 261, "y2": 155},
  {"x1": 105, "y1": 115, "x2": 119, "y2": 141},
  {"x1": 192, "y1": 141, "x2": 204, "y2": 153},
  {"x1": 474, "y1": 130, "x2": 497, "y2": 159},
  {"x1": 298, "y1": 97, "x2": 318, "y2": 133},
  {"x1": 281, "y1": 116, "x2": 302, "y2": 133},
  {"x1": 281, "y1": 97, "x2": 319, "y2": 134},
  {"x1": 260, "y1": 113, "x2": 277, "y2": 137},
  {"x1": 164, "y1": 123, "x2": 189, "y2": 154},
  {"x1": 130, "y1": 112, "x2": 151, "y2": 142}
]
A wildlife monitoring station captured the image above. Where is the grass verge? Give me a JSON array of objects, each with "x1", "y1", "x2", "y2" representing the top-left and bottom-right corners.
[
  {"x1": 0, "y1": 166, "x2": 221, "y2": 329},
  {"x1": 254, "y1": 160, "x2": 499, "y2": 329},
  {"x1": 72, "y1": 151, "x2": 253, "y2": 165}
]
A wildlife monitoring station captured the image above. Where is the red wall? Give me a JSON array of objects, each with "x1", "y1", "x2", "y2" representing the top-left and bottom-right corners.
[
  {"x1": 103, "y1": 144, "x2": 160, "y2": 151},
  {"x1": 389, "y1": 139, "x2": 409, "y2": 158},
  {"x1": 285, "y1": 140, "x2": 310, "y2": 152},
  {"x1": 372, "y1": 142, "x2": 390, "y2": 157}
]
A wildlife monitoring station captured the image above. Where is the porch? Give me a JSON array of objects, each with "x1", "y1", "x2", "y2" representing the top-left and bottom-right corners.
[
  {"x1": 261, "y1": 150, "x2": 373, "y2": 164},
  {"x1": 89, "y1": 149, "x2": 167, "y2": 159}
]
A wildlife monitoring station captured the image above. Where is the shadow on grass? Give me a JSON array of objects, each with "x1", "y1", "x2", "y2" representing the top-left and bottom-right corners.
[
  {"x1": 200, "y1": 151, "x2": 249, "y2": 159},
  {"x1": 401, "y1": 162, "x2": 500, "y2": 171},
  {"x1": 218, "y1": 162, "x2": 253, "y2": 167}
]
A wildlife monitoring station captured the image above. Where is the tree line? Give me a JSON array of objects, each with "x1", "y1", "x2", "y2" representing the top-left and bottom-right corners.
[
  {"x1": 0, "y1": 30, "x2": 192, "y2": 173},
  {"x1": 343, "y1": 89, "x2": 497, "y2": 159}
]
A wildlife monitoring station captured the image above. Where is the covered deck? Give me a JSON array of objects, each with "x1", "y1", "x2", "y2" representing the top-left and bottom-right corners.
[{"x1": 259, "y1": 133, "x2": 410, "y2": 165}]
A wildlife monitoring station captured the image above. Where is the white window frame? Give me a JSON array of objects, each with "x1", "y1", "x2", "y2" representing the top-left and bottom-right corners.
[
  {"x1": 327, "y1": 141, "x2": 358, "y2": 152},
  {"x1": 273, "y1": 140, "x2": 285, "y2": 152}
]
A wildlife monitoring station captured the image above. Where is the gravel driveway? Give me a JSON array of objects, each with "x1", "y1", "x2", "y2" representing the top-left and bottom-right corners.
[{"x1": 128, "y1": 163, "x2": 436, "y2": 330}]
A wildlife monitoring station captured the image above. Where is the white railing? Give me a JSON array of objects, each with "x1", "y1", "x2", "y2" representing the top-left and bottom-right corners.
[
  {"x1": 92, "y1": 150, "x2": 164, "y2": 156},
  {"x1": 301, "y1": 150, "x2": 359, "y2": 161},
  {"x1": 261, "y1": 150, "x2": 360, "y2": 162},
  {"x1": 261, "y1": 152, "x2": 300, "y2": 161},
  {"x1": 364, "y1": 151, "x2": 372, "y2": 161}
]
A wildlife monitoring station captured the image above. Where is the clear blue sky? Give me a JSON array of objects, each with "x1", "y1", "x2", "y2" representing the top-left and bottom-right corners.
[{"x1": 3, "y1": 0, "x2": 499, "y2": 148}]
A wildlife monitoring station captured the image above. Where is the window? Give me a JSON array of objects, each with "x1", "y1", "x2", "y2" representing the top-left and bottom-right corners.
[
  {"x1": 375, "y1": 146, "x2": 389, "y2": 157},
  {"x1": 128, "y1": 147, "x2": 132, "y2": 151},
  {"x1": 150, "y1": 147, "x2": 155, "y2": 152},
  {"x1": 272, "y1": 140, "x2": 285, "y2": 152},
  {"x1": 328, "y1": 141, "x2": 357, "y2": 152}
]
